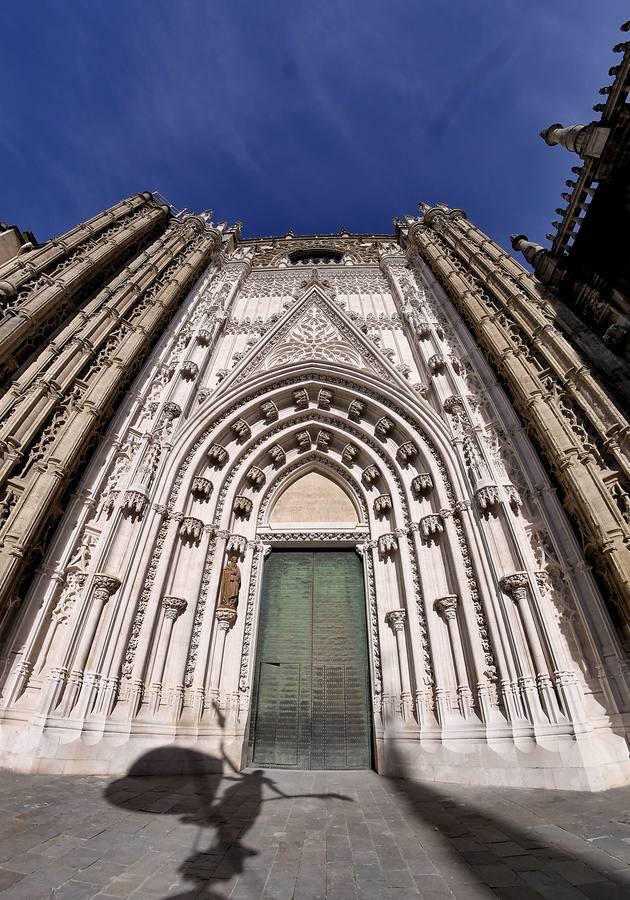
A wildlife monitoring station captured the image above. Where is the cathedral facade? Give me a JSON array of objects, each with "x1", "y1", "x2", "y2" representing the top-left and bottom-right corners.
[{"x1": 0, "y1": 199, "x2": 629, "y2": 790}]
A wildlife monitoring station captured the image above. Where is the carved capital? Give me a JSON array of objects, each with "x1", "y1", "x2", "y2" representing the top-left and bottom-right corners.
[
  {"x1": 435, "y1": 594, "x2": 458, "y2": 621},
  {"x1": 93, "y1": 574, "x2": 121, "y2": 603},
  {"x1": 162, "y1": 595, "x2": 187, "y2": 620},
  {"x1": 500, "y1": 572, "x2": 530, "y2": 602},
  {"x1": 216, "y1": 608, "x2": 237, "y2": 631},
  {"x1": 386, "y1": 609, "x2": 406, "y2": 633}
]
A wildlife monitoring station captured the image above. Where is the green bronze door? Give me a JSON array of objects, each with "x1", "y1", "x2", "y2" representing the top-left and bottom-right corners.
[{"x1": 249, "y1": 550, "x2": 372, "y2": 769}]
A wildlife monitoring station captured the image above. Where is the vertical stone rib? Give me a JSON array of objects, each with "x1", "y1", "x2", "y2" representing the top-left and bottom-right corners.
[{"x1": 407, "y1": 207, "x2": 630, "y2": 631}]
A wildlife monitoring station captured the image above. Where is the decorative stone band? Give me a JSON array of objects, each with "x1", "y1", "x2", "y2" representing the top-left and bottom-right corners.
[
  {"x1": 434, "y1": 594, "x2": 458, "y2": 621},
  {"x1": 93, "y1": 573, "x2": 121, "y2": 603},
  {"x1": 347, "y1": 399, "x2": 365, "y2": 420},
  {"x1": 386, "y1": 609, "x2": 406, "y2": 633},
  {"x1": 191, "y1": 476, "x2": 213, "y2": 499},
  {"x1": 162, "y1": 595, "x2": 187, "y2": 621},
  {"x1": 499, "y1": 571, "x2": 530, "y2": 603}
]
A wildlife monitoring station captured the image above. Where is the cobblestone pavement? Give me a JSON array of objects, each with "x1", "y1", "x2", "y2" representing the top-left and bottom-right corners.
[{"x1": 0, "y1": 767, "x2": 630, "y2": 899}]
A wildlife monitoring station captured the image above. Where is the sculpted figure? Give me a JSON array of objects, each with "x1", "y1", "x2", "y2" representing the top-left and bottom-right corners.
[{"x1": 219, "y1": 557, "x2": 241, "y2": 611}]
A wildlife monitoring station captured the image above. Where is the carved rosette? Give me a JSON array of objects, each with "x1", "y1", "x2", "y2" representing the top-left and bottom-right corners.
[
  {"x1": 191, "y1": 476, "x2": 213, "y2": 499},
  {"x1": 412, "y1": 473, "x2": 434, "y2": 494},
  {"x1": 386, "y1": 609, "x2": 406, "y2": 633},
  {"x1": 434, "y1": 594, "x2": 458, "y2": 621},
  {"x1": 162, "y1": 595, "x2": 187, "y2": 621},
  {"x1": 93, "y1": 574, "x2": 121, "y2": 604},
  {"x1": 500, "y1": 572, "x2": 530, "y2": 602}
]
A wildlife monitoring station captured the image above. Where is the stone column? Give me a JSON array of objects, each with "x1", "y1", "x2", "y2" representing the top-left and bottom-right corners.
[
  {"x1": 434, "y1": 594, "x2": 474, "y2": 719},
  {"x1": 62, "y1": 573, "x2": 120, "y2": 716},
  {"x1": 385, "y1": 609, "x2": 413, "y2": 722},
  {"x1": 148, "y1": 596, "x2": 187, "y2": 715},
  {"x1": 500, "y1": 573, "x2": 561, "y2": 725}
]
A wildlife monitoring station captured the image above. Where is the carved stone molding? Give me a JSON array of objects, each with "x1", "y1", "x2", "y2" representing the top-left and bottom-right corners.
[
  {"x1": 264, "y1": 530, "x2": 368, "y2": 543},
  {"x1": 316, "y1": 430, "x2": 332, "y2": 452},
  {"x1": 268, "y1": 444, "x2": 285, "y2": 466},
  {"x1": 293, "y1": 388, "x2": 309, "y2": 409},
  {"x1": 180, "y1": 360, "x2": 199, "y2": 381}
]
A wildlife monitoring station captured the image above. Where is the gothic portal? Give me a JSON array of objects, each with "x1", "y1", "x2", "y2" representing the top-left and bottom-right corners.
[{"x1": 0, "y1": 202, "x2": 629, "y2": 790}]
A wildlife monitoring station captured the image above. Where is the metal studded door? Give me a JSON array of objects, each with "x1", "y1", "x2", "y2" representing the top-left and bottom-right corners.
[{"x1": 249, "y1": 550, "x2": 372, "y2": 769}]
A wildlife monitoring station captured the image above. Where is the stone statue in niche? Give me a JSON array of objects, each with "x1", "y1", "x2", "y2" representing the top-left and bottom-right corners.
[{"x1": 219, "y1": 557, "x2": 241, "y2": 611}]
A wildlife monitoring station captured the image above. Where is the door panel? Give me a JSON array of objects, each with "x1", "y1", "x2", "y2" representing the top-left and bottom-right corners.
[{"x1": 249, "y1": 549, "x2": 371, "y2": 769}]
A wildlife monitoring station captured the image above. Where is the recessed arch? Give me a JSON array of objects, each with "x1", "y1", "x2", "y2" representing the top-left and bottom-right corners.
[{"x1": 266, "y1": 465, "x2": 362, "y2": 528}]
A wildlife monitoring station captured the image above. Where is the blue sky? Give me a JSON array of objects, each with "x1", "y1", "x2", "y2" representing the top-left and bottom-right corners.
[{"x1": 1, "y1": 1, "x2": 626, "y2": 249}]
